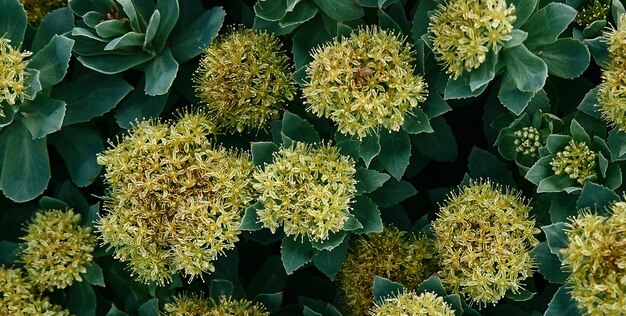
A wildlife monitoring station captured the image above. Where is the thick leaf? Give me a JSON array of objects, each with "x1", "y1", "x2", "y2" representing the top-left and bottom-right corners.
[
  {"x1": 0, "y1": 122, "x2": 50, "y2": 202},
  {"x1": 0, "y1": 241, "x2": 19, "y2": 266},
  {"x1": 312, "y1": 237, "x2": 349, "y2": 279},
  {"x1": 370, "y1": 179, "x2": 416, "y2": 208},
  {"x1": 66, "y1": 281, "x2": 97, "y2": 316},
  {"x1": 209, "y1": 279, "x2": 234, "y2": 301},
  {"x1": 280, "y1": 1, "x2": 318, "y2": 28},
  {"x1": 282, "y1": 111, "x2": 321, "y2": 144},
  {"x1": 378, "y1": 130, "x2": 411, "y2": 180},
  {"x1": 360, "y1": 133, "x2": 380, "y2": 167},
  {"x1": 54, "y1": 73, "x2": 133, "y2": 126},
  {"x1": 521, "y1": 3, "x2": 577, "y2": 49},
  {"x1": 144, "y1": 47, "x2": 178, "y2": 95},
  {"x1": 151, "y1": 0, "x2": 179, "y2": 51},
  {"x1": 248, "y1": 256, "x2": 288, "y2": 297},
  {"x1": 311, "y1": 0, "x2": 364, "y2": 22},
  {"x1": 106, "y1": 305, "x2": 129, "y2": 316},
  {"x1": 402, "y1": 108, "x2": 433, "y2": 134},
  {"x1": 372, "y1": 276, "x2": 404, "y2": 304},
  {"x1": 350, "y1": 195, "x2": 383, "y2": 234},
  {"x1": 412, "y1": 117, "x2": 457, "y2": 162},
  {"x1": 251, "y1": 142, "x2": 280, "y2": 167},
  {"x1": 28, "y1": 35, "x2": 74, "y2": 88},
  {"x1": 115, "y1": 79, "x2": 168, "y2": 129},
  {"x1": 18, "y1": 95, "x2": 66, "y2": 139},
  {"x1": 50, "y1": 124, "x2": 103, "y2": 187},
  {"x1": 444, "y1": 73, "x2": 488, "y2": 99},
  {"x1": 504, "y1": 44, "x2": 548, "y2": 93},
  {"x1": 0, "y1": 0, "x2": 27, "y2": 45},
  {"x1": 82, "y1": 261, "x2": 105, "y2": 287},
  {"x1": 280, "y1": 237, "x2": 314, "y2": 274},
  {"x1": 78, "y1": 52, "x2": 154, "y2": 74},
  {"x1": 498, "y1": 74, "x2": 535, "y2": 115},
  {"x1": 467, "y1": 147, "x2": 515, "y2": 186},
  {"x1": 240, "y1": 202, "x2": 264, "y2": 231},
  {"x1": 509, "y1": 0, "x2": 538, "y2": 28},
  {"x1": 533, "y1": 242, "x2": 568, "y2": 284},
  {"x1": 170, "y1": 6, "x2": 224, "y2": 63},
  {"x1": 537, "y1": 175, "x2": 576, "y2": 193},
  {"x1": 138, "y1": 298, "x2": 158, "y2": 316},
  {"x1": 254, "y1": 0, "x2": 287, "y2": 21},
  {"x1": 545, "y1": 286, "x2": 581, "y2": 316},
  {"x1": 354, "y1": 168, "x2": 391, "y2": 194},
  {"x1": 576, "y1": 182, "x2": 619, "y2": 215},
  {"x1": 542, "y1": 223, "x2": 569, "y2": 261},
  {"x1": 421, "y1": 93, "x2": 451, "y2": 118},
  {"x1": 31, "y1": 7, "x2": 75, "y2": 53},
  {"x1": 539, "y1": 39, "x2": 590, "y2": 79}
]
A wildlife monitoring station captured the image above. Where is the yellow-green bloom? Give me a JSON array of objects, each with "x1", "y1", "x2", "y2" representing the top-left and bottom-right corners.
[
  {"x1": 303, "y1": 27, "x2": 428, "y2": 139},
  {"x1": 561, "y1": 203, "x2": 626, "y2": 315},
  {"x1": 253, "y1": 142, "x2": 357, "y2": 241},
  {"x1": 0, "y1": 267, "x2": 70, "y2": 316},
  {"x1": 575, "y1": 0, "x2": 609, "y2": 26},
  {"x1": 163, "y1": 293, "x2": 211, "y2": 316},
  {"x1": 0, "y1": 37, "x2": 31, "y2": 115},
  {"x1": 207, "y1": 296, "x2": 269, "y2": 316},
  {"x1": 550, "y1": 140, "x2": 598, "y2": 185},
  {"x1": 432, "y1": 180, "x2": 539, "y2": 305},
  {"x1": 513, "y1": 126, "x2": 542, "y2": 157},
  {"x1": 370, "y1": 291, "x2": 455, "y2": 316},
  {"x1": 19, "y1": 0, "x2": 67, "y2": 25},
  {"x1": 20, "y1": 209, "x2": 96, "y2": 291},
  {"x1": 597, "y1": 14, "x2": 626, "y2": 131},
  {"x1": 429, "y1": 0, "x2": 516, "y2": 79},
  {"x1": 338, "y1": 227, "x2": 438, "y2": 316},
  {"x1": 97, "y1": 113, "x2": 255, "y2": 285},
  {"x1": 194, "y1": 27, "x2": 296, "y2": 133}
]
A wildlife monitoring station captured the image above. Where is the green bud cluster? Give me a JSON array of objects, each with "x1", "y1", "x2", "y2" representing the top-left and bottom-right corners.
[
  {"x1": 370, "y1": 291, "x2": 455, "y2": 316},
  {"x1": 513, "y1": 126, "x2": 542, "y2": 157},
  {"x1": 575, "y1": 0, "x2": 609, "y2": 26},
  {"x1": 550, "y1": 140, "x2": 598, "y2": 184}
]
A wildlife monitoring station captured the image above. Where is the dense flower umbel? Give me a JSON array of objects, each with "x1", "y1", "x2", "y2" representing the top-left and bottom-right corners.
[
  {"x1": 163, "y1": 294, "x2": 268, "y2": 316},
  {"x1": 550, "y1": 140, "x2": 598, "y2": 185},
  {"x1": 0, "y1": 37, "x2": 31, "y2": 114},
  {"x1": 253, "y1": 142, "x2": 357, "y2": 241},
  {"x1": 303, "y1": 27, "x2": 428, "y2": 139},
  {"x1": 432, "y1": 180, "x2": 539, "y2": 305},
  {"x1": 338, "y1": 227, "x2": 438, "y2": 316},
  {"x1": 207, "y1": 297, "x2": 269, "y2": 316},
  {"x1": 97, "y1": 113, "x2": 255, "y2": 285},
  {"x1": 561, "y1": 204, "x2": 626, "y2": 315},
  {"x1": 597, "y1": 14, "x2": 626, "y2": 131},
  {"x1": 429, "y1": 0, "x2": 516, "y2": 79},
  {"x1": 20, "y1": 209, "x2": 96, "y2": 291},
  {"x1": 0, "y1": 267, "x2": 69, "y2": 316},
  {"x1": 370, "y1": 291, "x2": 455, "y2": 316},
  {"x1": 163, "y1": 293, "x2": 211, "y2": 315},
  {"x1": 575, "y1": 0, "x2": 609, "y2": 26},
  {"x1": 194, "y1": 28, "x2": 296, "y2": 133},
  {"x1": 513, "y1": 126, "x2": 543, "y2": 157},
  {"x1": 19, "y1": 0, "x2": 67, "y2": 25}
]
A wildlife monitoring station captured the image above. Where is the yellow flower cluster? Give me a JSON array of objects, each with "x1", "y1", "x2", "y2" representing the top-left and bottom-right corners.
[
  {"x1": 97, "y1": 113, "x2": 255, "y2": 285},
  {"x1": 370, "y1": 291, "x2": 455, "y2": 316},
  {"x1": 338, "y1": 227, "x2": 438, "y2": 316},
  {"x1": 432, "y1": 180, "x2": 539, "y2": 305},
  {"x1": 163, "y1": 293, "x2": 211, "y2": 315},
  {"x1": 206, "y1": 297, "x2": 269, "y2": 316},
  {"x1": 194, "y1": 28, "x2": 296, "y2": 133},
  {"x1": 597, "y1": 14, "x2": 626, "y2": 131},
  {"x1": 0, "y1": 267, "x2": 69, "y2": 316},
  {"x1": 19, "y1": 0, "x2": 67, "y2": 25},
  {"x1": 513, "y1": 126, "x2": 542, "y2": 157},
  {"x1": 253, "y1": 142, "x2": 357, "y2": 241},
  {"x1": 429, "y1": 0, "x2": 516, "y2": 79},
  {"x1": 550, "y1": 140, "x2": 598, "y2": 185},
  {"x1": 21, "y1": 209, "x2": 96, "y2": 291},
  {"x1": 561, "y1": 203, "x2": 626, "y2": 315},
  {"x1": 162, "y1": 294, "x2": 269, "y2": 316},
  {"x1": 303, "y1": 27, "x2": 428, "y2": 139},
  {"x1": 0, "y1": 37, "x2": 31, "y2": 115},
  {"x1": 575, "y1": 0, "x2": 609, "y2": 26}
]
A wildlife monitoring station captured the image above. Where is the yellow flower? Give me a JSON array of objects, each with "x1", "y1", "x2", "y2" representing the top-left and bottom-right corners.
[
  {"x1": 550, "y1": 140, "x2": 598, "y2": 185},
  {"x1": 432, "y1": 180, "x2": 539, "y2": 306},
  {"x1": 303, "y1": 27, "x2": 428, "y2": 139},
  {"x1": 19, "y1": 0, "x2": 67, "y2": 25},
  {"x1": 561, "y1": 203, "x2": 626, "y2": 315},
  {"x1": 194, "y1": 27, "x2": 296, "y2": 133},
  {"x1": 0, "y1": 37, "x2": 31, "y2": 115},
  {"x1": 97, "y1": 112, "x2": 255, "y2": 285},
  {"x1": 207, "y1": 296, "x2": 269, "y2": 316},
  {"x1": 338, "y1": 227, "x2": 438, "y2": 316},
  {"x1": 370, "y1": 291, "x2": 455, "y2": 316},
  {"x1": 253, "y1": 142, "x2": 357, "y2": 241},
  {"x1": 0, "y1": 267, "x2": 70, "y2": 316},
  {"x1": 429, "y1": 0, "x2": 516, "y2": 79},
  {"x1": 597, "y1": 14, "x2": 626, "y2": 131},
  {"x1": 20, "y1": 209, "x2": 96, "y2": 291},
  {"x1": 163, "y1": 293, "x2": 211, "y2": 316}
]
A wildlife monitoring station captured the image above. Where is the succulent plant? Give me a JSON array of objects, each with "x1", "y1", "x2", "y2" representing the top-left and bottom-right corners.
[
  {"x1": 0, "y1": 267, "x2": 70, "y2": 315},
  {"x1": 597, "y1": 14, "x2": 626, "y2": 131},
  {"x1": 370, "y1": 291, "x2": 455, "y2": 316}
]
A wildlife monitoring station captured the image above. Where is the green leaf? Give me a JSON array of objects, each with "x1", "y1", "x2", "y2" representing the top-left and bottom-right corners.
[
  {"x1": 421, "y1": 93, "x2": 451, "y2": 118},
  {"x1": 18, "y1": 95, "x2": 66, "y2": 139},
  {"x1": 311, "y1": 231, "x2": 346, "y2": 251},
  {"x1": 504, "y1": 44, "x2": 548, "y2": 92},
  {"x1": 0, "y1": 0, "x2": 27, "y2": 46},
  {"x1": 209, "y1": 279, "x2": 234, "y2": 301},
  {"x1": 312, "y1": 237, "x2": 349, "y2": 279},
  {"x1": 254, "y1": 0, "x2": 287, "y2": 21},
  {"x1": 498, "y1": 74, "x2": 535, "y2": 115},
  {"x1": 417, "y1": 275, "x2": 447, "y2": 297},
  {"x1": 253, "y1": 293, "x2": 283, "y2": 312},
  {"x1": 542, "y1": 223, "x2": 569, "y2": 261},
  {"x1": 372, "y1": 276, "x2": 404, "y2": 304},
  {"x1": 351, "y1": 195, "x2": 383, "y2": 234},
  {"x1": 106, "y1": 304, "x2": 129, "y2": 316},
  {"x1": 538, "y1": 39, "x2": 590, "y2": 79},
  {"x1": 144, "y1": 47, "x2": 178, "y2": 96},
  {"x1": 151, "y1": 0, "x2": 179, "y2": 51},
  {"x1": 584, "y1": 37, "x2": 610, "y2": 67},
  {"x1": 280, "y1": 1, "x2": 318, "y2": 28},
  {"x1": 378, "y1": 130, "x2": 411, "y2": 180},
  {"x1": 378, "y1": 9, "x2": 402, "y2": 34},
  {"x1": 248, "y1": 256, "x2": 288, "y2": 297},
  {"x1": 576, "y1": 182, "x2": 619, "y2": 215},
  {"x1": 280, "y1": 236, "x2": 315, "y2": 274},
  {"x1": 311, "y1": 0, "x2": 364, "y2": 22},
  {"x1": 503, "y1": 29, "x2": 528, "y2": 48},
  {"x1": 509, "y1": 0, "x2": 538, "y2": 28},
  {"x1": 251, "y1": 142, "x2": 280, "y2": 167},
  {"x1": 533, "y1": 242, "x2": 568, "y2": 284},
  {"x1": 505, "y1": 288, "x2": 536, "y2": 301},
  {"x1": 291, "y1": 16, "x2": 331, "y2": 69},
  {"x1": 549, "y1": 193, "x2": 578, "y2": 223},
  {"x1": 545, "y1": 286, "x2": 581, "y2": 316},
  {"x1": 469, "y1": 51, "x2": 497, "y2": 91},
  {"x1": 444, "y1": 73, "x2": 488, "y2": 99},
  {"x1": 170, "y1": 6, "x2": 224, "y2": 63},
  {"x1": 412, "y1": 117, "x2": 457, "y2": 162},
  {"x1": 355, "y1": 168, "x2": 390, "y2": 194},
  {"x1": 50, "y1": 125, "x2": 103, "y2": 187},
  {"x1": 77, "y1": 52, "x2": 154, "y2": 75},
  {"x1": 537, "y1": 175, "x2": 576, "y2": 193},
  {"x1": 370, "y1": 179, "x2": 416, "y2": 208},
  {"x1": 521, "y1": 3, "x2": 577, "y2": 49},
  {"x1": 31, "y1": 7, "x2": 75, "y2": 53},
  {"x1": 95, "y1": 20, "x2": 130, "y2": 39},
  {"x1": 0, "y1": 241, "x2": 19, "y2": 266},
  {"x1": 104, "y1": 32, "x2": 144, "y2": 51},
  {"x1": 0, "y1": 122, "x2": 50, "y2": 202},
  {"x1": 53, "y1": 73, "x2": 133, "y2": 126},
  {"x1": 82, "y1": 261, "x2": 105, "y2": 287},
  {"x1": 467, "y1": 147, "x2": 515, "y2": 186},
  {"x1": 115, "y1": 79, "x2": 167, "y2": 129},
  {"x1": 28, "y1": 35, "x2": 74, "y2": 88},
  {"x1": 281, "y1": 111, "x2": 321, "y2": 144},
  {"x1": 240, "y1": 202, "x2": 264, "y2": 231},
  {"x1": 360, "y1": 133, "x2": 380, "y2": 167},
  {"x1": 402, "y1": 108, "x2": 433, "y2": 134},
  {"x1": 66, "y1": 281, "x2": 97, "y2": 316},
  {"x1": 138, "y1": 298, "x2": 158, "y2": 316},
  {"x1": 578, "y1": 87, "x2": 601, "y2": 120}
]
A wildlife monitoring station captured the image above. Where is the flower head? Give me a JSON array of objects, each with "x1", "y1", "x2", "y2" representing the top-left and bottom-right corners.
[
  {"x1": 550, "y1": 140, "x2": 598, "y2": 185},
  {"x1": 194, "y1": 27, "x2": 296, "y2": 133},
  {"x1": 19, "y1": 0, "x2": 67, "y2": 25},
  {"x1": 561, "y1": 203, "x2": 626, "y2": 315},
  {"x1": 370, "y1": 291, "x2": 455, "y2": 316},
  {"x1": 432, "y1": 180, "x2": 539, "y2": 305},
  {"x1": 338, "y1": 227, "x2": 438, "y2": 316},
  {"x1": 575, "y1": 0, "x2": 609, "y2": 26},
  {"x1": 20, "y1": 209, "x2": 96, "y2": 291},
  {"x1": 303, "y1": 27, "x2": 427, "y2": 139},
  {"x1": 0, "y1": 37, "x2": 31, "y2": 114},
  {"x1": 0, "y1": 267, "x2": 69, "y2": 316},
  {"x1": 253, "y1": 142, "x2": 357, "y2": 241},
  {"x1": 97, "y1": 113, "x2": 255, "y2": 285},
  {"x1": 429, "y1": 0, "x2": 516, "y2": 79},
  {"x1": 163, "y1": 293, "x2": 211, "y2": 315},
  {"x1": 207, "y1": 296, "x2": 269, "y2": 316},
  {"x1": 597, "y1": 14, "x2": 626, "y2": 131},
  {"x1": 513, "y1": 126, "x2": 543, "y2": 157}
]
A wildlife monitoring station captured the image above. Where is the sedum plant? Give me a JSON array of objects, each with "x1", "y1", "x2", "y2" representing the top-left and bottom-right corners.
[
  {"x1": 597, "y1": 14, "x2": 626, "y2": 131},
  {"x1": 19, "y1": 0, "x2": 67, "y2": 25},
  {"x1": 370, "y1": 291, "x2": 455, "y2": 316},
  {"x1": 0, "y1": 267, "x2": 70, "y2": 315}
]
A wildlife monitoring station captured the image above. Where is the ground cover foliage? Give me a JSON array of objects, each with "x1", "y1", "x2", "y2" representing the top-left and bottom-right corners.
[{"x1": 0, "y1": 0, "x2": 625, "y2": 315}]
